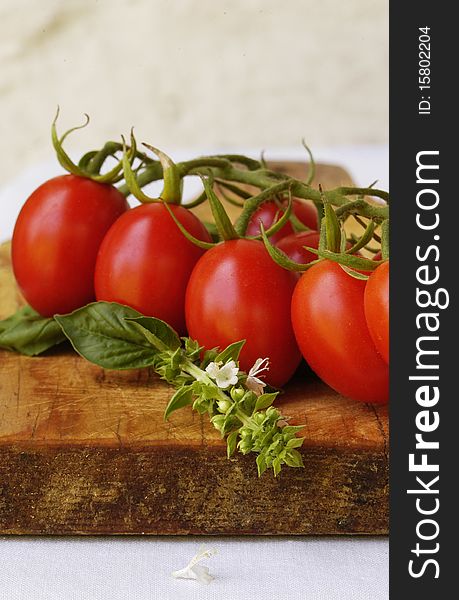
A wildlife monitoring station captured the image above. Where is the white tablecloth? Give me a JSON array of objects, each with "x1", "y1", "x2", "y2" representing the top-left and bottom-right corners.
[
  {"x1": 0, "y1": 146, "x2": 389, "y2": 600},
  {"x1": 0, "y1": 536, "x2": 388, "y2": 600}
]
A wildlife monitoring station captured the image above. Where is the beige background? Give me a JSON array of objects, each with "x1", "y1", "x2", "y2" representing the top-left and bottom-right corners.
[{"x1": 0, "y1": 0, "x2": 388, "y2": 185}]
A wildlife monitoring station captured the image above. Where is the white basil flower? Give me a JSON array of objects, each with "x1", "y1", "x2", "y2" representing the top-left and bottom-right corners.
[
  {"x1": 246, "y1": 357, "x2": 270, "y2": 395},
  {"x1": 205, "y1": 360, "x2": 239, "y2": 388},
  {"x1": 172, "y1": 546, "x2": 218, "y2": 584}
]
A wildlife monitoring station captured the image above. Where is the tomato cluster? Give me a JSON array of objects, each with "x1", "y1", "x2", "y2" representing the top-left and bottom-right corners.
[{"x1": 10, "y1": 127, "x2": 389, "y2": 403}]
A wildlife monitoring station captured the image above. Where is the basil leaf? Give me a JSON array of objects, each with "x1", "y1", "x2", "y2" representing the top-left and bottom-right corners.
[
  {"x1": 124, "y1": 316, "x2": 180, "y2": 352},
  {"x1": 256, "y1": 453, "x2": 268, "y2": 476},
  {"x1": 286, "y1": 437, "x2": 304, "y2": 449},
  {"x1": 0, "y1": 306, "x2": 66, "y2": 356},
  {"x1": 215, "y1": 340, "x2": 246, "y2": 364},
  {"x1": 284, "y1": 449, "x2": 305, "y2": 468},
  {"x1": 55, "y1": 302, "x2": 158, "y2": 369},
  {"x1": 200, "y1": 347, "x2": 219, "y2": 368},
  {"x1": 0, "y1": 306, "x2": 32, "y2": 337},
  {"x1": 164, "y1": 385, "x2": 194, "y2": 420},
  {"x1": 226, "y1": 429, "x2": 239, "y2": 458},
  {"x1": 254, "y1": 392, "x2": 278, "y2": 412}
]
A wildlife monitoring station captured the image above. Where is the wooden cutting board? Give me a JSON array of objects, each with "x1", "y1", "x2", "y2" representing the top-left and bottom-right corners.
[{"x1": 0, "y1": 162, "x2": 388, "y2": 535}]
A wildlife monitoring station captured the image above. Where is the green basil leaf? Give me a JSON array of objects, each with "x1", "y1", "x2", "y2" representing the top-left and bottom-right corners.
[
  {"x1": 0, "y1": 306, "x2": 37, "y2": 336},
  {"x1": 284, "y1": 449, "x2": 305, "y2": 468},
  {"x1": 254, "y1": 392, "x2": 278, "y2": 412},
  {"x1": 164, "y1": 385, "x2": 194, "y2": 420},
  {"x1": 183, "y1": 337, "x2": 202, "y2": 361},
  {"x1": 0, "y1": 305, "x2": 35, "y2": 334},
  {"x1": 124, "y1": 316, "x2": 180, "y2": 352},
  {"x1": 215, "y1": 340, "x2": 246, "y2": 364},
  {"x1": 226, "y1": 429, "x2": 240, "y2": 458},
  {"x1": 0, "y1": 306, "x2": 66, "y2": 356},
  {"x1": 272, "y1": 457, "x2": 282, "y2": 477},
  {"x1": 282, "y1": 425, "x2": 305, "y2": 436},
  {"x1": 200, "y1": 347, "x2": 219, "y2": 368},
  {"x1": 256, "y1": 453, "x2": 268, "y2": 476},
  {"x1": 286, "y1": 437, "x2": 305, "y2": 449},
  {"x1": 55, "y1": 302, "x2": 158, "y2": 369}
]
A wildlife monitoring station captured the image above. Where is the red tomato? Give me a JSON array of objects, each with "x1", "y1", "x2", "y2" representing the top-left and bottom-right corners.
[
  {"x1": 11, "y1": 175, "x2": 129, "y2": 317},
  {"x1": 246, "y1": 199, "x2": 317, "y2": 243},
  {"x1": 276, "y1": 231, "x2": 321, "y2": 265},
  {"x1": 185, "y1": 239, "x2": 301, "y2": 387},
  {"x1": 364, "y1": 261, "x2": 389, "y2": 364},
  {"x1": 291, "y1": 260, "x2": 388, "y2": 403},
  {"x1": 276, "y1": 232, "x2": 355, "y2": 267},
  {"x1": 95, "y1": 203, "x2": 211, "y2": 335},
  {"x1": 373, "y1": 251, "x2": 382, "y2": 261}
]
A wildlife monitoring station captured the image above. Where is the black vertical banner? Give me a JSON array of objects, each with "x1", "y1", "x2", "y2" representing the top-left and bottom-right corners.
[{"x1": 390, "y1": 2, "x2": 456, "y2": 597}]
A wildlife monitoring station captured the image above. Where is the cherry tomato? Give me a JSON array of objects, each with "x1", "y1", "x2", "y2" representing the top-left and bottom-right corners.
[
  {"x1": 246, "y1": 199, "x2": 317, "y2": 243},
  {"x1": 291, "y1": 260, "x2": 388, "y2": 403},
  {"x1": 364, "y1": 261, "x2": 389, "y2": 364},
  {"x1": 185, "y1": 239, "x2": 301, "y2": 387},
  {"x1": 276, "y1": 231, "x2": 321, "y2": 265},
  {"x1": 95, "y1": 203, "x2": 211, "y2": 335},
  {"x1": 276, "y1": 232, "x2": 355, "y2": 267},
  {"x1": 11, "y1": 175, "x2": 129, "y2": 317}
]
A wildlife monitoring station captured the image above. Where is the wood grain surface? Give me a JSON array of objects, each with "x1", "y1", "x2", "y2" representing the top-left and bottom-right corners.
[{"x1": 0, "y1": 162, "x2": 388, "y2": 535}]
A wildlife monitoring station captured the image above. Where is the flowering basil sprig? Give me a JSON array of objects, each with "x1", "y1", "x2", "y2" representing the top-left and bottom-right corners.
[
  {"x1": 50, "y1": 301, "x2": 305, "y2": 477},
  {"x1": 159, "y1": 340, "x2": 305, "y2": 476}
]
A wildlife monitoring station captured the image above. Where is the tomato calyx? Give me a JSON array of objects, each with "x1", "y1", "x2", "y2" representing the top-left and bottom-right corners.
[
  {"x1": 260, "y1": 186, "x2": 389, "y2": 275},
  {"x1": 322, "y1": 195, "x2": 341, "y2": 253},
  {"x1": 121, "y1": 133, "x2": 183, "y2": 205},
  {"x1": 51, "y1": 108, "x2": 140, "y2": 186},
  {"x1": 161, "y1": 172, "x2": 296, "y2": 251},
  {"x1": 201, "y1": 174, "x2": 239, "y2": 241},
  {"x1": 143, "y1": 143, "x2": 182, "y2": 204}
]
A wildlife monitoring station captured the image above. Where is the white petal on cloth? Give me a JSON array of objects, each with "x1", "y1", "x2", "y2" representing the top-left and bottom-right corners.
[{"x1": 172, "y1": 546, "x2": 218, "y2": 584}]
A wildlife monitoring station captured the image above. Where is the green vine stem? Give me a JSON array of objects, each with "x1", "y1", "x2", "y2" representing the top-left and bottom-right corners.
[
  {"x1": 163, "y1": 177, "x2": 295, "y2": 247},
  {"x1": 215, "y1": 184, "x2": 245, "y2": 208},
  {"x1": 185, "y1": 189, "x2": 210, "y2": 209},
  {"x1": 346, "y1": 220, "x2": 376, "y2": 255},
  {"x1": 121, "y1": 157, "x2": 389, "y2": 221},
  {"x1": 84, "y1": 140, "x2": 157, "y2": 176},
  {"x1": 117, "y1": 161, "x2": 163, "y2": 196},
  {"x1": 323, "y1": 196, "x2": 342, "y2": 253},
  {"x1": 49, "y1": 114, "x2": 389, "y2": 222}
]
